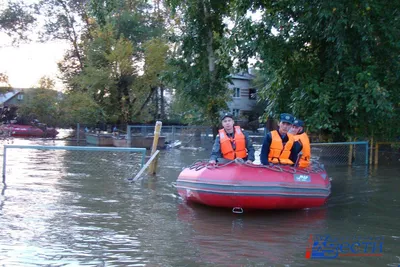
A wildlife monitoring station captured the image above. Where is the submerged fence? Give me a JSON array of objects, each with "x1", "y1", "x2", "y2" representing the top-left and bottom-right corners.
[
  {"x1": 373, "y1": 142, "x2": 400, "y2": 165},
  {"x1": 310, "y1": 141, "x2": 369, "y2": 166},
  {"x1": 2, "y1": 145, "x2": 147, "y2": 183},
  {"x1": 21, "y1": 122, "x2": 400, "y2": 167},
  {"x1": 1, "y1": 140, "x2": 398, "y2": 182},
  {"x1": 127, "y1": 125, "x2": 215, "y2": 145},
  {"x1": 309, "y1": 141, "x2": 400, "y2": 166},
  {"x1": 74, "y1": 124, "x2": 215, "y2": 145}
]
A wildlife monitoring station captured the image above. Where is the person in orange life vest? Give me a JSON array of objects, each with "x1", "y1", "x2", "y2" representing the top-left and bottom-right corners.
[
  {"x1": 289, "y1": 118, "x2": 311, "y2": 168},
  {"x1": 209, "y1": 113, "x2": 255, "y2": 164},
  {"x1": 260, "y1": 113, "x2": 300, "y2": 165}
]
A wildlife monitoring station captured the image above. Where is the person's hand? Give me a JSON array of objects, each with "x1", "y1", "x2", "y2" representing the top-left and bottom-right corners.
[
  {"x1": 246, "y1": 160, "x2": 253, "y2": 164},
  {"x1": 209, "y1": 160, "x2": 216, "y2": 165}
]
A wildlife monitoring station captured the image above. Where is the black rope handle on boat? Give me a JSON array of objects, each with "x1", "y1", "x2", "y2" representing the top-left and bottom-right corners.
[
  {"x1": 246, "y1": 162, "x2": 285, "y2": 172},
  {"x1": 186, "y1": 159, "x2": 325, "y2": 174},
  {"x1": 207, "y1": 159, "x2": 236, "y2": 169},
  {"x1": 241, "y1": 161, "x2": 322, "y2": 174},
  {"x1": 188, "y1": 161, "x2": 207, "y2": 171},
  {"x1": 282, "y1": 166, "x2": 297, "y2": 174}
]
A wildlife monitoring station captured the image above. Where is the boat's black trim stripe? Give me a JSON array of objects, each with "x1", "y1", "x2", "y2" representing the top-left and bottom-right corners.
[
  {"x1": 177, "y1": 179, "x2": 331, "y2": 190},
  {"x1": 178, "y1": 187, "x2": 329, "y2": 198},
  {"x1": 176, "y1": 180, "x2": 331, "y2": 197}
]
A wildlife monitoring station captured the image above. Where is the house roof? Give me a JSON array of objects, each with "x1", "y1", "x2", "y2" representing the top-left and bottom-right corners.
[
  {"x1": 0, "y1": 91, "x2": 20, "y2": 104},
  {"x1": 229, "y1": 72, "x2": 255, "y2": 80}
]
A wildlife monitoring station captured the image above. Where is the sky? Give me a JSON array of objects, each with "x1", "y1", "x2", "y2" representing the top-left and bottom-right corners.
[
  {"x1": 0, "y1": 3, "x2": 264, "y2": 92},
  {"x1": 0, "y1": 33, "x2": 69, "y2": 91},
  {"x1": 0, "y1": 0, "x2": 69, "y2": 91}
]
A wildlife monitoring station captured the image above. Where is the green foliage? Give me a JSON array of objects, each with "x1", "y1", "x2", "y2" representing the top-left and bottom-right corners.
[
  {"x1": 89, "y1": 0, "x2": 164, "y2": 53},
  {"x1": 68, "y1": 0, "x2": 168, "y2": 124},
  {"x1": 142, "y1": 39, "x2": 168, "y2": 85},
  {"x1": 0, "y1": 73, "x2": 12, "y2": 92},
  {"x1": 231, "y1": 0, "x2": 400, "y2": 141},
  {"x1": 0, "y1": 0, "x2": 35, "y2": 43},
  {"x1": 17, "y1": 89, "x2": 59, "y2": 126},
  {"x1": 37, "y1": 76, "x2": 55, "y2": 90},
  {"x1": 165, "y1": 0, "x2": 233, "y2": 127},
  {"x1": 168, "y1": 94, "x2": 208, "y2": 125},
  {"x1": 129, "y1": 38, "x2": 169, "y2": 122},
  {"x1": 17, "y1": 0, "x2": 400, "y2": 138},
  {"x1": 72, "y1": 24, "x2": 134, "y2": 123},
  {"x1": 58, "y1": 92, "x2": 106, "y2": 126},
  {"x1": 36, "y1": 0, "x2": 89, "y2": 42},
  {"x1": 36, "y1": 0, "x2": 92, "y2": 92}
]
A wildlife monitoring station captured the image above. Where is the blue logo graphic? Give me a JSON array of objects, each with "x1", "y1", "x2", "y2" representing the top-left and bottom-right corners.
[
  {"x1": 305, "y1": 234, "x2": 384, "y2": 259},
  {"x1": 294, "y1": 174, "x2": 311, "y2": 182}
]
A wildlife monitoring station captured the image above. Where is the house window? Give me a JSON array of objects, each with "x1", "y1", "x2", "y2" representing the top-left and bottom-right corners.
[
  {"x1": 249, "y1": 88, "x2": 256, "y2": 100},
  {"x1": 232, "y1": 109, "x2": 240, "y2": 117},
  {"x1": 233, "y1": 87, "x2": 240, "y2": 98},
  {"x1": 17, "y1": 94, "x2": 24, "y2": 100}
]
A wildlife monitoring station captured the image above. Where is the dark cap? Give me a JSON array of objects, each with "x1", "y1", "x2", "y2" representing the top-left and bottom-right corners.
[
  {"x1": 220, "y1": 112, "x2": 234, "y2": 121},
  {"x1": 280, "y1": 113, "x2": 294, "y2": 124},
  {"x1": 293, "y1": 118, "x2": 304, "y2": 127}
]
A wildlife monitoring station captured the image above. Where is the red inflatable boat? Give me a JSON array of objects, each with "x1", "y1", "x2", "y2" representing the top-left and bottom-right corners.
[
  {"x1": 0, "y1": 124, "x2": 59, "y2": 138},
  {"x1": 176, "y1": 161, "x2": 331, "y2": 211}
]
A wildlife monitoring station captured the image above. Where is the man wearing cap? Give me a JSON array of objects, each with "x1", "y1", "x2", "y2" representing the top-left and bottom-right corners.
[
  {"x1": 289, "y1": 118, "x2": 311, "y2": 168},
  {"x1": 260, "y1": 113, "x2": 299, "y2": 165},
  {"x1": 209, "y1": 113, "x2": 255, "y2": 164}
]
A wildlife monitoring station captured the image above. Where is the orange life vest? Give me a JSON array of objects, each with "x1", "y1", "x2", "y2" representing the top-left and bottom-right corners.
[
  {"x1": 219, "y1": 126, "x2": 247, "y2": 160},
  {"x1": 268, "y1": 130, "x2": 294, "y2": 165},
  {"x1": 294, "y1": 132, "x2": 311, "y2": 168}
]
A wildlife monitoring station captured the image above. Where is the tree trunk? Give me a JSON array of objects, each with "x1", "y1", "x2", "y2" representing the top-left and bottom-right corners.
[
  {"x1": 57, "y1": 0, "x2": 84, "y2": 70},
  {"x1": 154, "y1": 86, "x2": 159, "y2": 120},
  {"x1": 203, "y1": 1, "x2": 215, "y2": 75},
  {"x1": 133, "y1": 86, "x2": 157, "y2": 118},
  {"x1": 212, "y1": 125, "x2": 218, "y2": 139},
  {"x1": 160, "y1": 85, "x2": 165, "y2": 120},
  {"x1": 203, "y1": 0, "x2": 219, "y2": 126}
]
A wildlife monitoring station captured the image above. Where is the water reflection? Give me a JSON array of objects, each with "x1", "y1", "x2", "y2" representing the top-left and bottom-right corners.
[
  {"x1": 0, "y1": 137, "x2": 399, "y2": 266},
  {"x1": 178, "y1": 203, "x2": 327, "y2": 266}
]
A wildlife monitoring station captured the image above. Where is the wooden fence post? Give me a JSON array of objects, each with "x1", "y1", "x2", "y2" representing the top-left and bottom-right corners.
[
  {"x1": 148, "y1": 121, "x2": 162, "y2": 174},
  {"x1": 374, "y1": 143, "x2": 379, "y2": 165}
]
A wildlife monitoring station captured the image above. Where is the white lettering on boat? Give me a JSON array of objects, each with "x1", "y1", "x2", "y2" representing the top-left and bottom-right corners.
[{"x1": 294, "y1": 174, "x2": 311, "y2": 182}]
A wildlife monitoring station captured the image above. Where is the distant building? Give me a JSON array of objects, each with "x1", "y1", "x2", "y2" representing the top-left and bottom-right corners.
[
  {"x1": 0, "y1": 88, "x2": 63, "y2": 108},
  {"x1": 226, "y1": 71, "x2": 257, "y2": 121},
  {"x1": 0, "y1": 89, "x2": 25, "y2": 107}
]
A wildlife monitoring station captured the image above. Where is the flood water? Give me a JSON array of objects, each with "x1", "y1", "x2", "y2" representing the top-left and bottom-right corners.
[{"x1": 0, "y1": 133, "x2": 399, "y2": 267}]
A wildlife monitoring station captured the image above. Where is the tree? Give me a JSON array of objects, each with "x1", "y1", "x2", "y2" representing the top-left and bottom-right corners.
[
  {"x1": 35, "y1": 0, "x2": 97, "y2": 91},
  {"x1": 36, "y1": 0, "x2": 92, "y2": 69},
  {"x1": 0, "y1": 73, "x2": 12, "y2": 93},
  {"x1": 58, "y1": 92, "x2": 106, "y2": 126},
  {"x1": 132, "y1": 38, "x2": 169, "y2": 121},
  {"x1": 90, "y1": 0, "x2": 165, "y2": 53},
  {"x1": 231, "y1": 0, "x2": 400, "y2": 141},
  {"x1": 69, "y1": 0, "x2": 169, "y2": 124},
  {"x1": 38, "y1": 76, "x2": 55, "y2": 90},
  {"x1": 0, "y1": 0, "x2": 35, "y2": 43},
  {"x1": 73, "y1": 24, "x2": 135, "y2": 124},
  {"x1": 166, "y1": 0, "x2": 233, "y2": 135},
  {"x1": 17, "y1": 88, "x2": 59, "y2": 126}
]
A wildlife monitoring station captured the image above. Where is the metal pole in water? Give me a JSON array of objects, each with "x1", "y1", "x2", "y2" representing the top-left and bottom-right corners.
[
  {"x1": 77, "y1": 123, "x2": 80, "y2": 144},
  {"x1": 2, "y1": 146, "x2": 7, "y2": 183},
  {"x1": 127, "y1": 125, "x2": 131, "y2": 145},
  {"x1": 348, "y1": 138, "x2": 353, "y2": 165},
  {"x1": 369, "y1": 137, "x2": 373, "y2": 165},
  {"x1": 148, "y1": 121, "x2": 162, "y2": 174}
]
